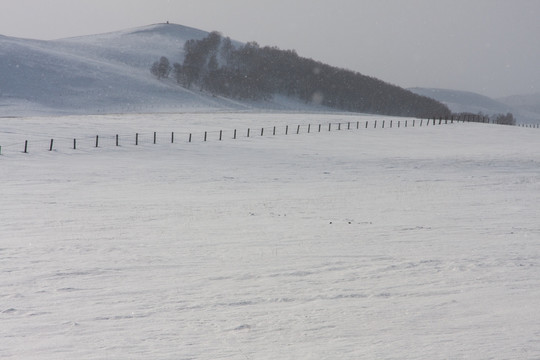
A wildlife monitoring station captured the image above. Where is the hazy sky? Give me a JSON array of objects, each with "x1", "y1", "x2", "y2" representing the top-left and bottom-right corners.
[{"x1": 1, "y1": 0, "x2": 539, "y2": 98}]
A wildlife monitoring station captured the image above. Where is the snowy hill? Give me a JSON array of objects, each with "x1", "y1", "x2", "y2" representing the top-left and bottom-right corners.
[
  {"x1": 0, "y1": 24, "x2": 329, "y2": 116},
  {"x1": 409, "y1": 87, "x2": 540, "y2": 125}
]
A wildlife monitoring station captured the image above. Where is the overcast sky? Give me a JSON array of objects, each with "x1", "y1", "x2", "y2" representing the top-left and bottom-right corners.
[{"x1": 1, "y1": 0, "x2": 539, "y2": 98}]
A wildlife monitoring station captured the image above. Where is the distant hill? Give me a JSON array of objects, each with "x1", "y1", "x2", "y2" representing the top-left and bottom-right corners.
[
  {"x1": 498, "y1": 93, "x2": 540, "y2": 124},
  {"x1": 409, "y1": 87, "x2": 540, "y2": 125},
  {"x1": 1, "y1": 23, "x2": 450, "y2": 118},
  {"x1": 0, "y1": 24, "x2": 334, "y2": 116}
]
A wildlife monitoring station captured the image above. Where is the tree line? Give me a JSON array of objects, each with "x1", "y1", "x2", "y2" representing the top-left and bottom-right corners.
[
  {"x1": 151, "y1": 31, "x2": 451, "y2": 118},
  {"x1": 454, "y1": 112, "x2": 516, "y2": 125}
]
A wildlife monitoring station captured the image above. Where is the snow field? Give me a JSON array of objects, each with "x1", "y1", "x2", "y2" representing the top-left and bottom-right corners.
[{"x1": 1, "y1": 112, "x2": 540, "y2": 359}]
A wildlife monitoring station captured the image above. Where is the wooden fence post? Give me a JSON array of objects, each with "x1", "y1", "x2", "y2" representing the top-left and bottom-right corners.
[
  {"x1": 116, "y1": 134, "x2": 119, "y2": 146},
  {"x1": 261, "y1": 128, "x2": 264, "y2": 136},
  {"x1": 285, "y1": 125, "x2": 288, "y2": 135},
  {"x1": 24, "y1": 140, "x2": 28, "y2": 153},
  {"x1": 233, "y1": 129, "x2": 237, "y2": 139},
  {"x1": 297, "y1": 125, "x2": 300, "y2": 134},
  {"x1": 49, "y1": 139, "x2": 54, "y2": 151},
  {"x1": 204, "y1": 131, "x2": 207, "y2": 141},
  {"x1": 95, "y1": 135, "x2": 99, "y2": 148},
  {"x1": 273, "y1": 126, "x2": 276, "y2": 135},
  {"x1": 319, "y1": 124, "x2": 322, "y2": 132},
  {"x1": 329, "y1": 123, "x2": 332, "y2": 131},
  {"x1": 171, "y1": 132, "x2": 174, "y2": 143},
  {"x1": 366, "y1": 121, "x2": 368, "y2": 128},
  {"x1": 382, "y1": 120, "x2": 385, "y2": 128},
  {"x1": 189, "y1": 133, "x2": 192, "y2": 143},
  {"x1": 338, "y1": 123, "x2": 341, "y2": 130},
  {"x1": 308, "y1": 124, "x2": 311, "y2": 133},
  {"x1": 136, "y1": 133, "x2": 139, "y2": 145},
  {"x1": 220, "y1": 130, "x2": 223, "y2": 140},
  {"x1": 154, "y1": 132, "x2": 157, "y2": 144},
  {"x1": 73, "y1": 139, "x2": 76, "y2": 150}
]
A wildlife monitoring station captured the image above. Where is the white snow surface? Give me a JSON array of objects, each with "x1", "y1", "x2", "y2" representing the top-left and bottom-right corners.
[{"x1": 1, "y1": 112, "x2": 540, "y2": 359}]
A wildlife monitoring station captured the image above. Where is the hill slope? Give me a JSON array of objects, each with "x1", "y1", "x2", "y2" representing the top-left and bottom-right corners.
[
  {"x1": 0, "y1": 24, "x2": 330, "y2": 116},
  {"x1": 410, "y1": 87, "x2": 540, "y2": 125},
  {"x1": 498, "y1": 93, "x2": 540, "y2": 124},
  {"x1": 2, "y1": 23, "x2": 453, "y2": 118}
]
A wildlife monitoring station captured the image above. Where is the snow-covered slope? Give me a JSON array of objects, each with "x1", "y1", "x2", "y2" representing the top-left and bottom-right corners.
[
  {"x1": 57, "y1": 23, "x2": 209, "y2": 69},
  {"x1": 0, "y1": 24, "x2": 329, "y2": 116},
  {"x1": 1, "y1": 112, "x2": 540, "y2": 359}
]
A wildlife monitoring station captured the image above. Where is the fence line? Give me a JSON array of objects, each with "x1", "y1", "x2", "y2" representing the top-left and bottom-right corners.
[{"x1": 1, "y1": 115, "x2": 537, "y2": 155}]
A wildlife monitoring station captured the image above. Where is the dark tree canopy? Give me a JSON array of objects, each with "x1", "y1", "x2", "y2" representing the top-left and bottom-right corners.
[
  {"x1": 156, "y1": 32, "x2": 451, "y2": 117},
  {"x1": 494, "y1": 112, "x2": 516, "y2": 125},
  {"x1": 150, "y1": 56, "x2": 171, "y2": 79}
]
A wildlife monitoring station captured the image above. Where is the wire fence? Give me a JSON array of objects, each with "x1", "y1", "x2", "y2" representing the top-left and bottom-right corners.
[{"x1": 0, "y1": 115, "x2": 537, "y2": 156}]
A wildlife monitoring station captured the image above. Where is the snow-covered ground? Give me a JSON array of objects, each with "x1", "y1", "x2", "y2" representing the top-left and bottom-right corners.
[{"x1": 1, "y1": 112, "x2": 540, "y2": 359}]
